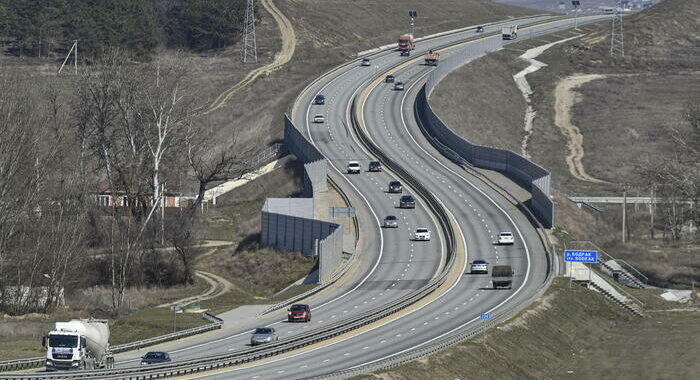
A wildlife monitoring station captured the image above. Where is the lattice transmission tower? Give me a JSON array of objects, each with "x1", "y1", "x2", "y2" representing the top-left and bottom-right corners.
[
  {"x1": 241, "y1": 0, "x2": 258, "y2": 63},
  {"x1": 610, "y1": 5, "x2": 625, "y2": 57}
]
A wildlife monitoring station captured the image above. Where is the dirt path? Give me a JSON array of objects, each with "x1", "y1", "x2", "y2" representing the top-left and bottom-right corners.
[
  {"x1": 204, "y1": 0, "x2": 296, "y2": 114},
  {"x1": 554, "y1": 74, "x2": 609, "y2": 183},
  {"x1": 159, "y1": 265, "x2": 239, "y2": 307},
  {"x1": 513, "y1": 35, "x2": 583, "y2": 159}
]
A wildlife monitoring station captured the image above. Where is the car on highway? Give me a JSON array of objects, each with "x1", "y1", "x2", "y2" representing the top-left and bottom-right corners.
[
  {"x1": 476, "y1": 25, "x2": 485, "y2": 33},
  {"x1": 497, "y1": 231, "x2": 515, "y2": 245},
  {"x1": 388, "y1": 180, "x2": 403, "y2": 193},
  {"x1": 361, "y1": 58, "x2": 371, "y2": 66},
  {"x1": 313, "y1": 94, "x2": 325, "y2": 105},
  {"x1": 313, "y1": 114, "x2": 325, "y2": 123},
  {"x1": 141, "y1": 351, "x2": 171, "y2": 365},
  {"x1": 368, "y1": 161, "x2": 382, "y2": 172},
  {"x1": 385, "y1": 74, "x2": 395, "y2": 83},
  {"x1": 347, "y1": 161, "x2": 361, "y2": 174},
  {"x1": 399, "y1": 195, "x2": 415, "y2": 208},
  {"x1": 470, "y1": 259, "x2": 489, "y2": 274},
  {"x1": 383, "y1": 215, "x2": 399, "y2": 228},
  {"x1": 413, "y1": 228, "x2": 431, "y2": 241},
  {"x1": 250, "y1": 327, "x2": 278, "y2": 346},
  {"x1": 288, "y1": 304, "x2": 311, "y2": 322},
  {"x1": 394, "y1": 82, "x2": 405, "y2": 91}
]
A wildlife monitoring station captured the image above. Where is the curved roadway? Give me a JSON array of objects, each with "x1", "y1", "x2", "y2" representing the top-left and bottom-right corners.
[{"x1": 14, "y1": 14, "x2": 610, "y2": 380}]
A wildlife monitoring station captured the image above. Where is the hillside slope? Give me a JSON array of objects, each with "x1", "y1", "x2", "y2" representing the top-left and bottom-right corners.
[
  {"x1": 362, "y1": 279, "x2": 699, "y2": 380},
  {"x1": 201, "y1": 0, "x2": 539, "y2": 147},
  {"x1": 557, "y1": 0, "x2": 700, "y2": 71}
]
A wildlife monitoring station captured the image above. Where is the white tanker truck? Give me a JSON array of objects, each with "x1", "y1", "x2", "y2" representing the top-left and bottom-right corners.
[{"x1": 43, "y1": 319, "x2": 114, "y2": 371}]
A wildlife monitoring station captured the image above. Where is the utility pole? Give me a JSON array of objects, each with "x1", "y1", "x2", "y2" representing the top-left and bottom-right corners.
[
  {"x1": 241, "y1": 0, "x2": 258, "y2": 63},
  {"x1": 161, "y1": 183, "x2": 165, "y2": 246},
  {"x1": 571, "y1": 1, "x2": 581, "y2": 30},
  {"x1": 622, "y1": 186, "x2": 627, "y2": 244},
  {"x1": 57, "y1": 40, "x2": 78, "y2": 75},
  {"x1": 610, "y1": 2, "x2": 625, "y2": 57},
  {"x1": 649, "y1": 185, "x2": 655, "y2": 240}
]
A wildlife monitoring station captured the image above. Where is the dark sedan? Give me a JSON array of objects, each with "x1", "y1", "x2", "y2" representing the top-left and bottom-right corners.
[{"x1": 141, "y1": 351, "x2": 171, "y2": 365}]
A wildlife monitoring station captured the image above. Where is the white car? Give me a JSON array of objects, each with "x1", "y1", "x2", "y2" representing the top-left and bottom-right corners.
[
  {"x1": 497, "y1": 232, "x2": 514, "y2": 245},
  {"x1": 347, "y1": 161, "x2": 361, "y2": 174},
  {"x1": 414, "y1": 228, "x2": 431, "y2": 241},
  {"x1": 470, "y1": 260, "x2": 489, "y2": 274},
  {"x1": 313, "y1": 114, "x2": 325, "y2": 123}
]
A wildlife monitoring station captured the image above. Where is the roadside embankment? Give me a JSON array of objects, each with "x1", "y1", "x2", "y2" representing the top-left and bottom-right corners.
[{"x1": 361, "y1": 278, "x2": 699, "y2": 380}]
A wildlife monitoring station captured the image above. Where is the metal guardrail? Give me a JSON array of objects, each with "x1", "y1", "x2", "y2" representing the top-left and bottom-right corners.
[
  {"x1": 305, "y1": 15, "x2": 621, "y2": 379},
  {"x1": 0, "y1": 26, "x2": 465, "y2": 380},
  {"x1": 0, "y1": 270, "x2": 456, "y2": 380},
  {"x1": 261, "y1": 175, "x2": 360, "y2": 315},
  {"x1": 307, "y1": 259, "x2": 558, "y2": 380},
  {"x1": 0, "y1": 312, "x2": 223, "y2": 373},
  {"x1": 0, "y1": 15, "x2": 583, "y2": 380}
]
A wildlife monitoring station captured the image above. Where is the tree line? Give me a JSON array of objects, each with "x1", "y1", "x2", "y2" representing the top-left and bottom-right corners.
[
  {"x1": 0, "y1": 0, "x2": 252, "y2": 58},
  {"x1": 0, "y1": 50, "x2": 258, "y2": 315},
  {"x1": 634, "y1": 101, "x2": 700, "y2": 242}
]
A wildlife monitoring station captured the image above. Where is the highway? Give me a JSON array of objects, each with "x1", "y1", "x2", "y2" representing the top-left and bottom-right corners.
[
  {"x1": 180, "y1": 14, "x2": 610, "y2": 379},
  {"x1": 7, "y1": 14, "x2": 611, "y2": 380}
]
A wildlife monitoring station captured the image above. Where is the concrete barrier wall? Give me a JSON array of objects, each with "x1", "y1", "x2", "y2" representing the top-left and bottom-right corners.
[
  {"x1": 260, "y1": 115, "x2": 343, "y2": 283},
  {"x1": 416, "y1": 36, "x2": 553, "y2": 228},
  {"x1": 318, "y1": 225, "x2": 343, "y2": 283}
]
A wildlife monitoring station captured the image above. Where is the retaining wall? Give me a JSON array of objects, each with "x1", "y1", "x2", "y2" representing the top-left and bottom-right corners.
[
  {"x1": 260, "y1": 115, "x2": 343, "y2": 283},
  {"x1": 417, "y1": 36, "x2": 554, "y2": 228}
]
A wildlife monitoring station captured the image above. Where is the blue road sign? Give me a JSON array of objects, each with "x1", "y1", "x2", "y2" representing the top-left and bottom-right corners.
[
  {"x1": 564, "y1": 250, "x2": 598, "y2": 263},
  {"x1": 480, "y1": 313, "x2": 491, "y2": 319}
]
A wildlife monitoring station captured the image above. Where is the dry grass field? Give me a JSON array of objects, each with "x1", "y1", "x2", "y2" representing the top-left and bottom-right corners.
[
  {"x1": 429, "y1": 0, "x2": 699, "y2": 288},
  {"x1": 360, "y1": 278, "x2": 699, "y2": 380}
]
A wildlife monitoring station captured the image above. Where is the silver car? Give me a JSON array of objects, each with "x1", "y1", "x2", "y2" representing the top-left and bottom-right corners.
[
  {"x1": 250, "y1": 327, "x2": 277, "y2": 346},
  {"x1": 394, "y1": 82, "x2": 405, "y2": 91},
  {"x1": 383, "y1": 215, "x2": 399, "y2": 228}
]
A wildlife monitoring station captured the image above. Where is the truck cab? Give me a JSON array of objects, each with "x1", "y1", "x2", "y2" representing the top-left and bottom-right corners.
[
  {"x1": 44, "y1": 319, "x2": 113, "y2": 371},
  {"x1": 44, "y1": 332, "x2": 86, "y2": 371},
  {"x1": 398, "y1": 34, "x2": 415, "y2": 55}
]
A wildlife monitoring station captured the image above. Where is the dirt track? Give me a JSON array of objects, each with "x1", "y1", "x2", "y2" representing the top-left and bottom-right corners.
[
  {"x1": 160, "y1": 266, "x2": 238, "y2": 308},
  {"x1": 204, "y1": 0, "x2": 296, "y2": 114},
  {"x1": 554, "y1": 74, "x2": 609, "y2": 184}
]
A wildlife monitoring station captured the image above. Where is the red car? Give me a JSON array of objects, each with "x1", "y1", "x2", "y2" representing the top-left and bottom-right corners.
[{"x1": 287, "y1": 304, "x2": 311, "y2": 322}]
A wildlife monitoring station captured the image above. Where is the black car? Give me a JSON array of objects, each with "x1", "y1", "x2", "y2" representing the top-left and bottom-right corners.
[
  {"x1": 385, "y1": 75, "x2": 395, "y2": 83},
  {"x1": 399, "y1": 195, "x2": 415, "y2": 208},
  {"x1": 369, "y1": 161, "x2": 382, "y2": 172},
  {"x1": 141, "y1": 351, "x2": 171, "y2": 365},
  {"x1": 476, "y1": 25, "x2": 485, "y2": 33},
  {"x1": 388, "y1": 181, "x2": 402, "y2": 193}
]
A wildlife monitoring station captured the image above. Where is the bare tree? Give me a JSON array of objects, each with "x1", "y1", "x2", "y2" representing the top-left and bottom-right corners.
[
  {"x1": 185, "y1": 123, "x2": 259, "y2": 217},
  {"x1": 635, "y1": 100, "x2": 700, "y2": 241},
  {"x1": 0, "y1": 73, "x2": 88, "y2": 315}
]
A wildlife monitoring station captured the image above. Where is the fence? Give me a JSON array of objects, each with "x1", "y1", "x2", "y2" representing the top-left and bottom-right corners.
[
  {"x1": 0, "y1": 312, "x2": 223, "y2": 373},
  {"x1": 416, "y1": 37, "x2": 554, "y2": 228},
  {"x1": 259, "y1": 115, "x2": 344, "y2": 284}
]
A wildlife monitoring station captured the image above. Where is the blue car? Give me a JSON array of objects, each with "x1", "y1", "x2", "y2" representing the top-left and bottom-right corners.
[
  {"x1": 141, "y1": 351, "x2": 171, "y2": 365},
  {"x1": 313, "y1": 94, "x2": 325, "y2": 105}
]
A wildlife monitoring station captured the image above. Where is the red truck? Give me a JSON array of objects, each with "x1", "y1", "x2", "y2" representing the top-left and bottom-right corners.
[{"x1": 398, "y1": 34, "x2": 415, "y2": 56}]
